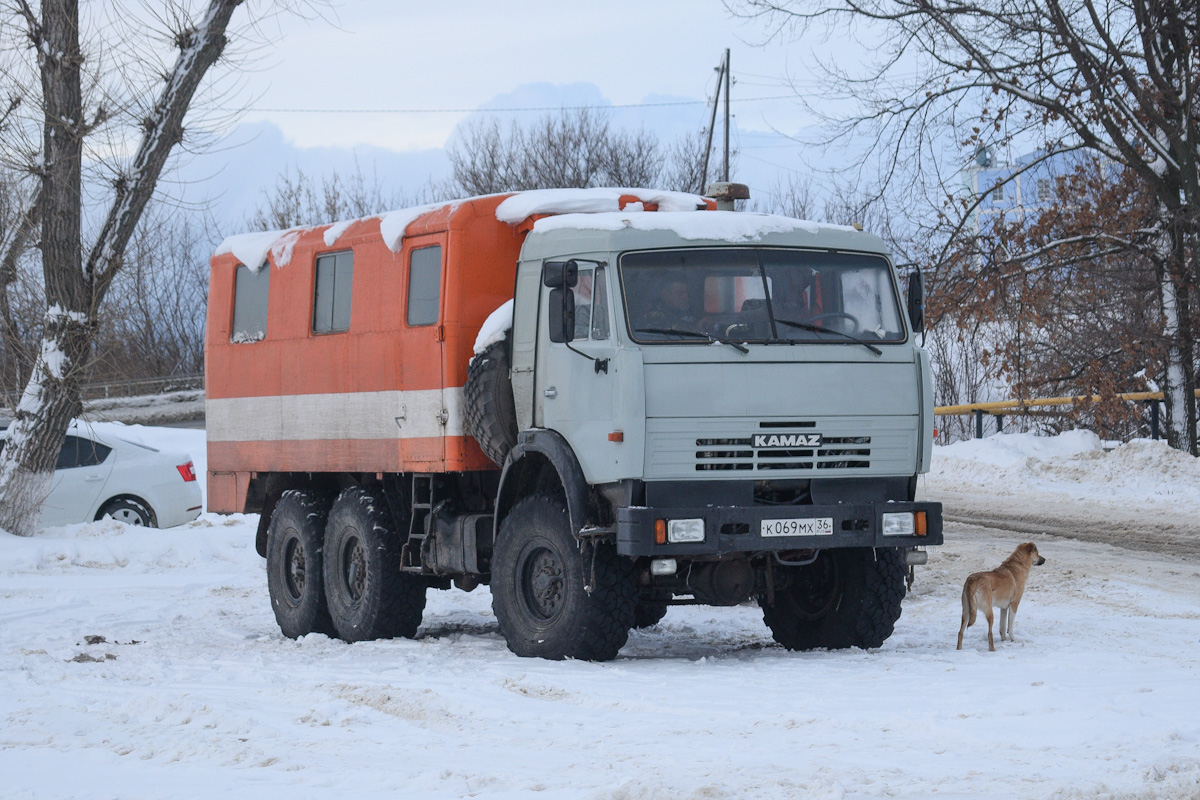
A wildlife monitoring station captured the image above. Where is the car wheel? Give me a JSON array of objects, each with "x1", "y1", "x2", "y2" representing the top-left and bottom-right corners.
[
  {"x1": 491, "y1": 492, "x2": 636, "y2": 661},
  {"x1": 266, "y1": 490, "x2": 336, "y2": 639},
  {"x1": 97, "y1": 497, "x2": 157, "y2": 527},
  {"x1": 323, "y1": 486, "x2": 426, "y2": 643}
]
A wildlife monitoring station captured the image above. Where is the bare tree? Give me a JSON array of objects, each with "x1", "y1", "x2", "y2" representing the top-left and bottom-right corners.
[
  {"x1": 735, "y1": 0, "x2": 1200, "y2": 454},
  {"x1": 247, "y1": 163, "x2": 449, "y2": 231},
  {"x1": 92, "y1": 206, "x2": 214, "y2": 380},
  {"x1": 931, "y1": 158, "x2": 1172, "y2": 439},
  {"x1": 661, "y1": 129, "x2": 727, "y2": 194},
  {"x1": 0, "y1": 0, "x2": 302, "y2": 535},
  {"x1": 448, "y1": 108, "x2": 704, "y2": 195},
  {"x1": 0, "y1": 172, "x2": 39, "y2": 401}
]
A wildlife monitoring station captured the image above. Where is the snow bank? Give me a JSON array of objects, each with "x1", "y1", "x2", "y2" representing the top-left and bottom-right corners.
[
  {"x1": 931, "y1": 430, "x2": 1200, "y2": 510},
  {"x1": 937, "y1": 428, "x2": 1104, "y2": 468},
  {"x1": 531, "y1": 210, "x2": 855, "y2": 242},
  {"x1": 0, "y1": 514, "x2": 259, "y2": 576},
  {"x1": 494, "y1": 187, "x2": 708, "y2": 223},
  {"x1": 472, "y1": 299, "x2": 513, "y2": 355}
]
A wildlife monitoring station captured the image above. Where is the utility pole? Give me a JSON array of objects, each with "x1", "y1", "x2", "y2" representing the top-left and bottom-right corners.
[
  {"x1": 700, "y1": 49, "x2": 730, "y2": 193},
  {"x1": 723, "y1": 47, "x2": 731, "y2": 182}
]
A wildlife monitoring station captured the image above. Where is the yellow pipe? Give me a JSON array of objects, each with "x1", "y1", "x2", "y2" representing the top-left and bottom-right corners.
[{"x1": 935, "y1": 390, "x2": 1200, "y2": 416}]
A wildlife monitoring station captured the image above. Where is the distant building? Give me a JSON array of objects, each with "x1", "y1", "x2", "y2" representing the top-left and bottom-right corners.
[{"x1": 964, "y1": 147, "x2": 1111, "y2": 230}]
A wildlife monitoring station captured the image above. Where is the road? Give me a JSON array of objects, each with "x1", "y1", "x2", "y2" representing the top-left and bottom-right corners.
[{"x1": 931, "y1": 487, "x2": 1200, "y2": 561}]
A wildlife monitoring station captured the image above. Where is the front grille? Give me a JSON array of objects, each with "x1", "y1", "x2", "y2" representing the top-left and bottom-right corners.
[
  {"x1": 693, "y1": 435, "x2": 873, "y2": 472},
  {"x1": 646, "y1": 416, "x2": 917, "y2": 479}
]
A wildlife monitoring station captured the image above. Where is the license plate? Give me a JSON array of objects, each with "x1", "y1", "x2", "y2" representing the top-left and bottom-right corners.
[{"x1": 761, "y1": 517, "x2": 834, "y2": 537}]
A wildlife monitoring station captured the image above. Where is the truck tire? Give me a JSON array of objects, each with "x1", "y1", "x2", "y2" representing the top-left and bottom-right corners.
[
  {"x1": 464, "y1": 330, "x2": 518, "y2": 466},
  {"x1": 633, "y1": 592, "x2": 670, "y2": 629},
  {"x1": 266, "y1": 490, "x2": 335, "y2": 639},
  {"x1": 323, "y1": 486, "x2": 426, "y2": 642},
  {"x1": 761, "y1": 548, "x2": 906, "y2": 651},
  {"x1": 492, "y1": 492, "x2": 637, "y2": 661}
]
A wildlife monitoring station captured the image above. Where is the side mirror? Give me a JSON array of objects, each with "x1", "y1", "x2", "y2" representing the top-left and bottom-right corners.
[
  {"x1": 906, "y1": 268, "x2": 924, "y2": 335},
  {"x1": 542, "y1": 260, "x2": 579, "y2": 289},
  {"x1": 548, "y1": 287, "x2": 576, "y2": 343}
]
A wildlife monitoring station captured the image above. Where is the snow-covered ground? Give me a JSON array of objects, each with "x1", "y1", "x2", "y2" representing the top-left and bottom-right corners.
[
  {"x1": 2, "y1": 428, "x2": 1199, "y2": 799},
  {"x1": 922, "y1": 430, "x2": 1200, "y2": 559}
]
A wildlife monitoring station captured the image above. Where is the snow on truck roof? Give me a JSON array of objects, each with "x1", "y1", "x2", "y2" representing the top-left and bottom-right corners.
[{"x1": 214, "y1": 187, "x2": 866, "y2": 272}]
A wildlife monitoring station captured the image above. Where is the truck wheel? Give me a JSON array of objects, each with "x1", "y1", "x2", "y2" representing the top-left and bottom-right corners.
[
  {"x1": 266, "y1": 490, "x2": 335, "y2": 639},
  {"x1": 464, "y1": 330, "x2": 518, "y2": 466},
  {"x1": 492, "y1": 493, "x2": 636, "y2": 661},
  {"x1": 323, "y1": 487, "x2": 426, "y2": 642},
  {"x1": 761, "y1": 548, "x2": 906, "y2": 651},
  {"x1": 633, "y1": 592, "x2": 670, "y2": 629}
]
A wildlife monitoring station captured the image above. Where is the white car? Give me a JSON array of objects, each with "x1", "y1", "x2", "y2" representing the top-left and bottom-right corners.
[{"x1": 0, "y1": 424, "x2": 203, "y2": 529}]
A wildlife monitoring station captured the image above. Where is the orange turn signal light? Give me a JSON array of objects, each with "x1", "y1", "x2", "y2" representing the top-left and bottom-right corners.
[
  {"x1": 915, "y1": 511, "x2": 928, "y2": 536},
  {"x1": 654, "y1": 519, "x2": 667, "y2": 545},
  {"x1": 609, "y1": 431, "x2": 624, "y2": 442}
]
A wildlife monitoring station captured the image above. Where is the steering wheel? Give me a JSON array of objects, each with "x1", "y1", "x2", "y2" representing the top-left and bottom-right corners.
[{"x1": 806, "y1": 311, "x2": 860, "y2": 333}]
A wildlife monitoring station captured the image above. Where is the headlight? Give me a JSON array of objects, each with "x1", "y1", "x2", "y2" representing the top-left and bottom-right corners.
[
  {"x1": 667, "y1": 518, "x2": 705, "y2": 543},
  {"x1": 882, "y1": 512, "x2": 916, "y2": 535}
]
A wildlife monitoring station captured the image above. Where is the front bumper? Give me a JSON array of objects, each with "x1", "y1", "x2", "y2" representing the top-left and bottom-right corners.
[{"x1": 616, "y1": 501, "x2": 942, "y2": 557}]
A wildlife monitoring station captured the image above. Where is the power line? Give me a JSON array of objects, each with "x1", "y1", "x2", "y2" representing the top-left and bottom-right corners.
[{"x1": 220, "y1": 94, "x2": 797, "y2": 115}]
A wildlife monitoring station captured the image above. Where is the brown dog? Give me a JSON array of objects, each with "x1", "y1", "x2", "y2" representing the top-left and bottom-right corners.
[{"x1": 956, "y1": 542, "x2": 1046, "y2": 651}]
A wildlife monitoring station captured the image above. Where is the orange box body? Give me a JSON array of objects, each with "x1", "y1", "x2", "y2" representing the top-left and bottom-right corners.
[{"x1": 205, "y1": 195, "x2": 524, "y2": 513}]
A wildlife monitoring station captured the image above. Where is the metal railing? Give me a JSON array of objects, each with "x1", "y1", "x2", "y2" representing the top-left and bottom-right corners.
[
  {"x1": 82, "y1": 374, "x2": 204, "y2": 400},
  {"x1": 935, "y1": 390, "x2": 1200, "y2": 440}
]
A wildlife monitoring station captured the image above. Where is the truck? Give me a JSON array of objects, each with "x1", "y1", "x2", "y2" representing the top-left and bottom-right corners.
[{"x1": 206, "y1": 184, "x2": 943, "y2": 661}]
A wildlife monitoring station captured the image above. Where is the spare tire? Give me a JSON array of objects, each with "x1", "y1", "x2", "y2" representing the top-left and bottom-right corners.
[{"x1": 464, "y1": 329, "x2": 519, "y2": 466}]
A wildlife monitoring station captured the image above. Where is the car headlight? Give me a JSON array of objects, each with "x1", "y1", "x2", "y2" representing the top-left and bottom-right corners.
[
  {"x1": 667, "y1": 518, "x2": 705, "y2": 543},
  {"x1": 882, "y1": 512, "x2": 916, "y2": 536}
]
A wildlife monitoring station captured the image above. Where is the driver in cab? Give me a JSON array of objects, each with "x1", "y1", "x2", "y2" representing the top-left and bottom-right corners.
[{"x1": 643, "y1": 275, "x2": 701, "y2": 330}]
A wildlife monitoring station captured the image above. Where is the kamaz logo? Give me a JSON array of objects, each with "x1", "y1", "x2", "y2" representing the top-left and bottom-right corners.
[{"x1": 753, "y1": 433, "x2": 822, "y2": 449}]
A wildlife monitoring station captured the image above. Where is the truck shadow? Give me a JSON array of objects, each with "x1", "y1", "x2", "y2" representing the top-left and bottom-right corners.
[{"x1": 415, "y1": 620, "x2": 502, "y2": 640}]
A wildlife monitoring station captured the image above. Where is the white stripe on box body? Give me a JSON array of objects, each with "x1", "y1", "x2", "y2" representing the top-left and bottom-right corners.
[{"x1": 206, "y1": 388, "x2": 467, "y2": 442}]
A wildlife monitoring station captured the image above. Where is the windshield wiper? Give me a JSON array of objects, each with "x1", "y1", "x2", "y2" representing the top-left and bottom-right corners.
[
  {"x1": 636, "y1": 327, "x2": 749, "y2": 354},
  {"x1": 774, "y1": 318, "x2": 882, "y2": 356}
]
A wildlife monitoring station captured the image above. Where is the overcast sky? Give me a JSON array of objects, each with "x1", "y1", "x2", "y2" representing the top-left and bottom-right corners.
[
  {"x1": 237, "y1": 0, "x2": 815, "y2": 150},
  {"x1": 167, "y1": 0, "x2": 880, "y2": 225}
]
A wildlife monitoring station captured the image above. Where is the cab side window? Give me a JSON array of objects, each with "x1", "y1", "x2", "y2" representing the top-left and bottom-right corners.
[
  {"x1": 231, "y1": 263, "x2": 269, "y2": 343},
  {"x1": 572, "y1": 269, "x2": 594, "y2": 340},
  {"x1": 313, "y1": 251, "x2": 354, "y2": 333},
  {"x1": 591, "y1": 266, "x2": 610, "y2": 340},
  {"x1": 407, "y1": 245, "x2": 442, "y2": 326},
  {"x1": 570, "y1": 267, "x2": 610, "y2": 341}
]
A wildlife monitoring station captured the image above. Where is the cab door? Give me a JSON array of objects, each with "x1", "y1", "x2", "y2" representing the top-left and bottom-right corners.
[{"x1": 536, "y1": 264, "x2": 621, "y2": 481}]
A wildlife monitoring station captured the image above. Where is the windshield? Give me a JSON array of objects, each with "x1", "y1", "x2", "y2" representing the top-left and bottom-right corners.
[{"x1": 620, "y1": 248, "x2": 906, "y2": 345}]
